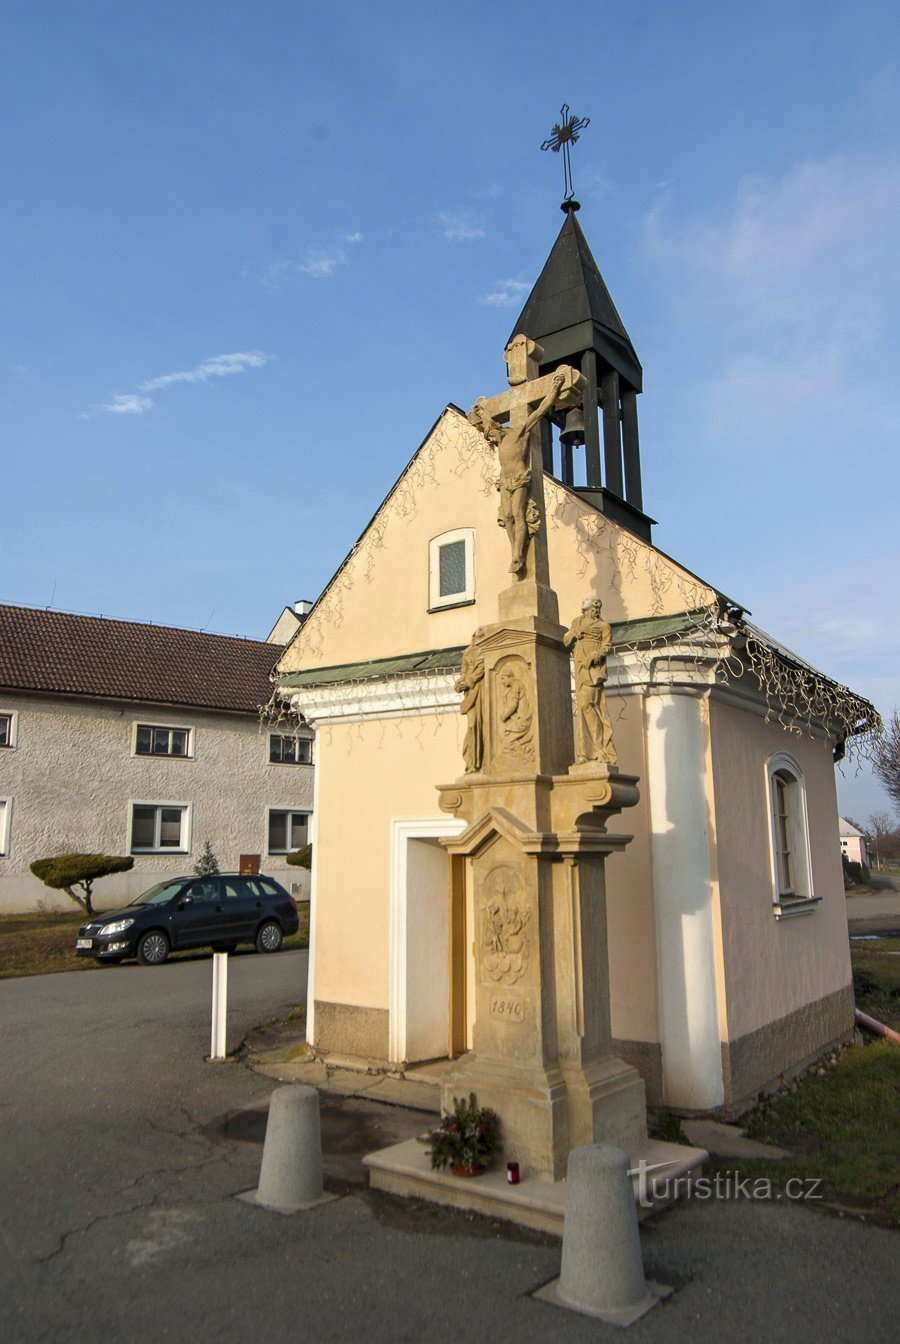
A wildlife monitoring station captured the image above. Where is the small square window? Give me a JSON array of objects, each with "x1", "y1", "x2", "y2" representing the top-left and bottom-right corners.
[
  {"x1": 429, "y1": 529, "x2": 475, "y2": 610},
  {"x1": 135, "y1": 724, "x2": 191, "y2": 757},
  {"x1": 130, "y1": 803, "x2": 189, "y2": 853},
  {"x1": 0, "y1": 713, "x2": 16, "y2": 749},
  {"x1": 269, "y1": 734, "x2": 313, "y2": 765},
  {"x1": 439, "y1": 540, "x2": 467, "y2": 597},
  {"x1": 268, "y1": 809, "x2": 309, "y2": 853}
]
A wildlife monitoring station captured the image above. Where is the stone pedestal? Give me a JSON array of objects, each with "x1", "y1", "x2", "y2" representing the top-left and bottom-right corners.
[{"x1": 439, "y1": 615, "x2": 646, "y2": 1182}]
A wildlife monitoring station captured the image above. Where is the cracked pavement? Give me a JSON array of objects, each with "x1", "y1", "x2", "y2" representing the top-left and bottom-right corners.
[{"x1": 2, "y1": 950, "x2": 898, "y2": 1344}]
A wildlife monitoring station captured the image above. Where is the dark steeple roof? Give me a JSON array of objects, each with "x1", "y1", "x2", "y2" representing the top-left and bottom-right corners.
[{"x1": 508, "y1": 209, "x2": 642, "y2": 391}]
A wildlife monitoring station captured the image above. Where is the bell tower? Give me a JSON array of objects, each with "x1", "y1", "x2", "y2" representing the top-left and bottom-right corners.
[{"x1": 508, "y1": 202, "x2": 654, "y2": 542}]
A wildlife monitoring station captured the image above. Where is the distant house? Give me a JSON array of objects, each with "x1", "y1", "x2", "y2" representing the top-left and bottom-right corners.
[
  {"x1": 839, "y1": 817, "x2": 872, "y2": 869},
  {"x1": 0, "y1": 604, "x2": 314, "y2": 913}
]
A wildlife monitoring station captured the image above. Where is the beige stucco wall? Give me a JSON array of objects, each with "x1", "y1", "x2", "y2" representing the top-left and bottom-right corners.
[
  {"x1": 278, "y1": 408, "x2": 715, "y2": 677},
  {"x1": 0, "y1": 693, "x2": 314, "y2": 913},
  {"x1": 311, "y1": 689, "x2": 660, "y2": 1052},
  {"x1": 708, "y1": 695, "x2": 852, "y2": 1044}
]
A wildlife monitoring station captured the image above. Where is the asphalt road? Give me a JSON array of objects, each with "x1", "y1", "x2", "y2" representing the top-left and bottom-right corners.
[{"x1": 1, "y1": 951, "x2": 898, "y2": 1344}]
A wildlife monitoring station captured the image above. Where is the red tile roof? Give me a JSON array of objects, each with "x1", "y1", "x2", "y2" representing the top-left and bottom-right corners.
[{"x1": 0, "y1": 604, "x2": 280, "y2": 714}]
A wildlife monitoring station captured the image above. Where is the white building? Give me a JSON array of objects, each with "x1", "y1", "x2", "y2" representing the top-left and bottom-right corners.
[
  {"x1": 839, "y1": 817, "x2": 871, "y2": 869},
  {"x1": 0, "y1": 604, "x2": 313, "y2": 913}
]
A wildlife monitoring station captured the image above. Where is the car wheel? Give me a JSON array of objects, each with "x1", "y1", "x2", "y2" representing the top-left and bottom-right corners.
[
  {"x1": 255, "y1": 920, "x2": 283, "y2": 954},
  {"x1": 136, "y1": 931, "x2": 169, "y2": 965}
]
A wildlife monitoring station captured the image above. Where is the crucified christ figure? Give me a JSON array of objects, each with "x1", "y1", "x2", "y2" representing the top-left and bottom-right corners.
[{"x1": 469, "y1": 369, "x2": 566, "y2": 577}]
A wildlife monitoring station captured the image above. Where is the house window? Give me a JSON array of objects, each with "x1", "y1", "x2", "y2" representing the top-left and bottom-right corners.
[
  {"x1": 269, "y1": 734, "x2": 312, "y2": 765},
  {"x1": 134, "y1": 724, "x2": 191, "y2": 758},
  {"x1": 130, "y1": 803, "x2": 190, "y2": 853},
  {"x1": 268, "y1": 809, "x2": 309, "y2": 853},
  {"x1": 766, "y1": 754, "x2": 818, "y2": 918},
  {"x1": 0, "y1": 799, "x2": 10, "y2": 855},
  {"x1": 428, "y1": 528, "x2": 475, "y2": 610},
  {"x1": 0, "y1": 712, "x2": 16, "y2": 749}
]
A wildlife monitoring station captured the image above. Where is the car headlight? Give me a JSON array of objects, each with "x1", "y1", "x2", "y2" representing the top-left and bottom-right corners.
[{"x1": 101, "y1": 919, "x2": 134, "y2": 936}]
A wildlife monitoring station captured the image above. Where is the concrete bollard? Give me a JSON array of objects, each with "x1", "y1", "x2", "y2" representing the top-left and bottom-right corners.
[
  {"x1": 535, "y1": 1144, "x2": 670, "y2": 1326},
  {"x1": 240, "y1": 1085, "x2": 337, "y2": 1214}
]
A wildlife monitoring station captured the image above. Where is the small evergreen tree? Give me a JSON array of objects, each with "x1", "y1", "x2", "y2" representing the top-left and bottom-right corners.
[
  {"x1": 30, "y1": 854, "x2": 134, "y2": 915},
  {"x1": 193, "y1": 840, "x2": 221, "y2": 876}
]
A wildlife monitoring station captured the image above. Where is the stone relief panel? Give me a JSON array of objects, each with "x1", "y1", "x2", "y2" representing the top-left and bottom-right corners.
[
  {"x1": 492, "y1": 655, "x2": 534, "y2": 768},
  {"x1": 480, "y1": 864, "x2": 531, "y2": 987}
]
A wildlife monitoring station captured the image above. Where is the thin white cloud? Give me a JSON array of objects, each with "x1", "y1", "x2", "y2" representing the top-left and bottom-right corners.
[
  {"x1": 99, "y1": 394, "x2": 154, "y2": 416},
  {"x1": 438, "y1": 212, "x2": 485, "y2": 242},
  {"x1": 643, "y1": 155, "x2": 900, "y2": 337},
  {"x1": 480, "y1": 279, "x2": 530, "y2": 308},
  {"x1": 84, "y1": 351, "x2": 273, "y2": 418},
  {"x1": 250, "y1": 232, "x2": 363, "y2": 288},
  {"x1": 139, "y1": 351, "x2": 272, "y2": 393}
]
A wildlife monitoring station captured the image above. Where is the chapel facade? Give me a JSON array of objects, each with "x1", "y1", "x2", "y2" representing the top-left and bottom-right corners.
[{"x1": 272, "y1": 208, "x2": 871, "y2": 1117}]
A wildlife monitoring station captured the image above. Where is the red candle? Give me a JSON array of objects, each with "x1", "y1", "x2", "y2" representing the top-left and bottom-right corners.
[{"x1": 507, "y1": 1161, "x2": 520, "y2": 1185}]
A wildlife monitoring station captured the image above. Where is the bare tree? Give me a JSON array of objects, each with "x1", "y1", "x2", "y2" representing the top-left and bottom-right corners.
[{"x1": 873, "y1": 707, "x2": 900, "y2": 813}]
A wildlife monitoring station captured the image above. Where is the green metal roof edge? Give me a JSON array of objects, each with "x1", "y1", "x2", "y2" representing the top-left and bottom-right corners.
[
  {"x1": 276, "y1": 645, "x2": 468, "y2": 688},
  {"x1": 274, "y1": 610, "x2": 712, "y2": 690}
]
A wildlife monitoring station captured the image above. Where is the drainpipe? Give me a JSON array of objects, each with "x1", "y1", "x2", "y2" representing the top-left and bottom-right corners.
[{"x1": 855, "y1": 1009, "x2": 900, "y2": 1044}]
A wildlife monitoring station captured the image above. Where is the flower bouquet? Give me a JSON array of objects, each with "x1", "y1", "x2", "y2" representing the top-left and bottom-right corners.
[{"x1": 422, "y1": 1092, "x2": 501, "y2": 1177}]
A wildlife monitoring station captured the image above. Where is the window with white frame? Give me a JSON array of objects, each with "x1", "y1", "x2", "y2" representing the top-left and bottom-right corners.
[
  {"x1": 0, "y1": 712, "x2": 16, "y2": 749},
  {"x1": 428, "y1": 528, "x2": 475, "y2": 610},
  {"x1": 766, "y1": 753, "x2": 818, "y2": 917},
  {"x1": 134, "y1": 723, "x2": 191, "y2": 758},
  {"x1": 0, "y1": 798, "x2": 10, "y2": 855},
  {"x1": 268, "y1": 809, "x2": 309, "y2": 853},
  {"x1": 269, "y1": 734, "x2": 313, "y2": 765},
  {"x1": 130, "y1": 803, "x2": 190, "y2": 853}
]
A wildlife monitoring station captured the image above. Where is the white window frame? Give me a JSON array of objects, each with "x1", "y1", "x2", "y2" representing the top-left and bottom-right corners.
[
  {"x1": 268, "y1": 733, "x2": 314, "y2": 766},
  {"x1": 428, "y1": 528, "x2": 475, "y2": 611},
  {"x1": 765, "y1": 753, "x2": 819, "y2": 919},
  {"x1": 0, "y1": 798, "x2": 11, "y2": 856},
  {"x1": 267, "y1": 807, "x2": 311, "y2": 854},
  {"x1": 0, "y1": 710, "x2": 18, "y2": 750},
  {"x1": 128, "y1": 801, "x2": 192, "y2": 854},
  {"x1": 132, "y1": 720, "x2": 194, "y2": 760}
]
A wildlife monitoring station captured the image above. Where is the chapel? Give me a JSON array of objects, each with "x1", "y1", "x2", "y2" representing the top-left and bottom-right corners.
[{"x1": 272, "y1": 200, "x2": 872, "y2": 1118}]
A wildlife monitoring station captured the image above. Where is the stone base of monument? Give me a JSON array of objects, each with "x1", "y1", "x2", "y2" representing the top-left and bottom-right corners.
[{"x1": 363, "y1": 1136, "x2": 706, "y2": 1235}]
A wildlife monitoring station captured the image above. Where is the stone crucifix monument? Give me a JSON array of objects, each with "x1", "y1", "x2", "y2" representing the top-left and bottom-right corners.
[{"x1": 438, "y1": 334, "x2": 648, "y2": 1181}]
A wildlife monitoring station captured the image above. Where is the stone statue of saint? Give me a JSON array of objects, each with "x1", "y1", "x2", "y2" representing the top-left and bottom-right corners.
[
  {"x1": 563, "y1": 597, "x2": 618, "y2": 765},
  {"x1": 469, "y1": 370, "x2": 566, "y2": 577},
  {"x1": 497, "y1": 666, "x2": 534, "y2": 762},
  {"x1": 455, "y1": 631, "x2": 486, "y2": 773}
]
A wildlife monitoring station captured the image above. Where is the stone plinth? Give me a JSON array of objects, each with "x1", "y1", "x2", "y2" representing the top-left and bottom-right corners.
[{"x1": 440, "y1": 604, "x2": 645, "y2": 1181}]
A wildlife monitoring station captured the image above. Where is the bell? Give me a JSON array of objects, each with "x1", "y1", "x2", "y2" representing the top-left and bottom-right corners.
[{"x1": 560, "y1": 406, "x2": 586, "y2": 447}]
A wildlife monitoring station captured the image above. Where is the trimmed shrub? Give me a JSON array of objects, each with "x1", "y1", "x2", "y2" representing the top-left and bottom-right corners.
[{"x1": 30, "y1": 854, "x2": 134, "y2": 915}]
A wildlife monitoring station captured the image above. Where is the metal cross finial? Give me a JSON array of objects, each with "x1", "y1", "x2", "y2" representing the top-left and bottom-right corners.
[{"x1": 541, "y1": 104, "x2": 590, "y2": 205}]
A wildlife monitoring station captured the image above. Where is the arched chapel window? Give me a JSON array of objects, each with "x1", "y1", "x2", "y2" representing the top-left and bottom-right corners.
[{"x1": 765, "y1": 752, "x2": 819, "y2": 919}]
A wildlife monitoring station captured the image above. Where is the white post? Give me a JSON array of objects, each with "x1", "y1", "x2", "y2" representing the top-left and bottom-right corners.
[{"x1": 210, "y1": 952, "x2": 228, "y2": 1060}]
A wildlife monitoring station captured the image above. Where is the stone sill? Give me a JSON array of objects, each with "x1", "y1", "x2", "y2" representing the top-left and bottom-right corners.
[{"x1": 774, "y1": 896, "x2": 822, "y2": 920}]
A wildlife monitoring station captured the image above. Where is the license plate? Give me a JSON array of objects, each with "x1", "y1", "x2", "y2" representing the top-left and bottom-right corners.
[{"x1": 76, "y1": 938, "x2": 93, "y2": 949}]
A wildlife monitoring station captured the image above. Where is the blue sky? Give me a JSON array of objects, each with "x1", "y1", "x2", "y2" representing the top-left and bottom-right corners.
[{"x1": 2, "y1": 1, "x2": 898, "y2": 822}]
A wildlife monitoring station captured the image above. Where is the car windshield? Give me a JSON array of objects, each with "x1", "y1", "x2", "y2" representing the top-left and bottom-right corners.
[{"x1": 129, "y1": 881, "x2": 186, "y2": 908}]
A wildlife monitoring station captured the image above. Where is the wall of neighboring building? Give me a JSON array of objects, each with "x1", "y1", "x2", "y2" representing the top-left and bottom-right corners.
[
  {"x1": 0, "y1": 692, "x2": 314, "y2": 912},
  {"x1": 709, "y1": 695, "x2": 854, "y2": 1111}
]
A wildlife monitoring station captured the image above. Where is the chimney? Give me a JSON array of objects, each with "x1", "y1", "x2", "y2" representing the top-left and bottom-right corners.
[{"x1": 294, "y1": 599, "x2": 313, "y2": 619}]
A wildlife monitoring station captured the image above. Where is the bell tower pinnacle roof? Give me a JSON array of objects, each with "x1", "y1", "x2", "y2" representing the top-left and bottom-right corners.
[{"x1": 508, "y1": 207, "x2": 642, "y2": 392}]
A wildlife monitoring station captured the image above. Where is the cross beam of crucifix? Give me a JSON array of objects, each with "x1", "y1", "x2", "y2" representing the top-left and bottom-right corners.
[{"x1": 469, "y1": 336, "x2": 584, "y2": 581}]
